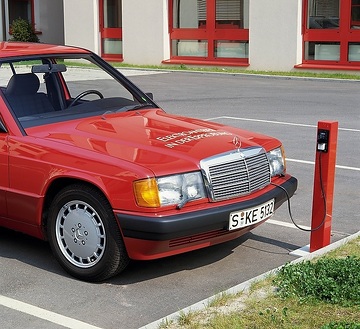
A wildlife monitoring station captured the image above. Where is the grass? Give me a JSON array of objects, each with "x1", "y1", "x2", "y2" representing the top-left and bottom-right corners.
[
  {"x1": 9, "y1": 58, "x2": 360, "y2": 80},
  {"x1": 158, "y1": 236, "x2": 360, "y2": 329},
  {"x1": 111, "y1": 62, "x2": 360, "y2": 80},
  {"x1": 207, "y1": 292, "x2": 237, "y2": 308},
  {"x1": 274, "y1": 256, "x2": 360, "y2": 306}
]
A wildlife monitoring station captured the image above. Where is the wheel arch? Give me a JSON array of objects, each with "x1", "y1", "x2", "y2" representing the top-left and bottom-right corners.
[
  {"x1": 44, "y1": 177, "x2": 130, "y2": 281},
  {"x1": 41, "y1": 177, "x2": 113, "y2": 240}
]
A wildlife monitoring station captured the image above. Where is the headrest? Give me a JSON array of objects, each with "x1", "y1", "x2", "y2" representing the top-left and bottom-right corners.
[{"x1": 6, "y1": 73, "x2": 40, "y2": 96}]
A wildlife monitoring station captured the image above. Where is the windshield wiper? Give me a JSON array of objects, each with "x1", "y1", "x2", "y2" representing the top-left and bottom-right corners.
[
  {"x1": 124, "y1": 103, "x2": 154, "y2": 111},
  {"x1": 101, "y1": 103, "x2": 155, "y2": 118}
]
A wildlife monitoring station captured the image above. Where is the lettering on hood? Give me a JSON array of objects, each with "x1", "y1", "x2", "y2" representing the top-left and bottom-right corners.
[{"x1": 156, "y1": 128, "x2": 232, "y2": 148}]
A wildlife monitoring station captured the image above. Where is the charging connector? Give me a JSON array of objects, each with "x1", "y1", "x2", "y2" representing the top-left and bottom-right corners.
[{"x1": 317, "y1": 129, "x2": 329, "y2": 153}]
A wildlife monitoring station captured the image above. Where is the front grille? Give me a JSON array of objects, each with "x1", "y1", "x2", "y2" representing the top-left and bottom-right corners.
[{"x1": 200, "y1": 147, "x2": 271, "y2": 201}]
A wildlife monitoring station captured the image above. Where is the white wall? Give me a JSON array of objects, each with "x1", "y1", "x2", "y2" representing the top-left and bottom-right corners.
[
  {"x1": 63, "y1": 0, "x2": 99, "y2": 53},
  {"x1": 249, "y1": 0, "x2": 302, "y2": 71},
  {"x1": 35, "y1": 0, "x2": 64, "y2": 45},
  {"x1": 122, "y1": 0, "x2": 169, "y2": 65}
]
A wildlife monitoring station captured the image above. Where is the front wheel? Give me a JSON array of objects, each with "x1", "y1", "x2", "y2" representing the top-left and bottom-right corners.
[{"x1": 47, "y1": 184, "x2": 129, "y2": 281}]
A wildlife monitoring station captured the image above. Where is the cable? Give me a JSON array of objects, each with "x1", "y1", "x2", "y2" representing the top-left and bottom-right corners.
[{"x1": 271, "y1": 152, "x2": 327, "y2": 232}]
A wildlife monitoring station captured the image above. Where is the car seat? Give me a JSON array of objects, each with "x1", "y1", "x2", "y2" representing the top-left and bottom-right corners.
[{"x1": 5, "y1": 73, "x2": 55, "y2": 118}]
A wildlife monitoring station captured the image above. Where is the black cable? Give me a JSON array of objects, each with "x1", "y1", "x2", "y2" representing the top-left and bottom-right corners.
[{"x1": 271, "y1": 152, "x2": 327, "y2": 232}]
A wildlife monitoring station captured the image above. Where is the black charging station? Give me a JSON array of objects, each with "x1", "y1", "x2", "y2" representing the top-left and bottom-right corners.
[{"x1": 317, "y1": 129, "x2": 330, "y2": 153}]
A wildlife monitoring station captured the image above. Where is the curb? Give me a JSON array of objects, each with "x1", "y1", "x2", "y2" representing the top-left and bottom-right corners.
[
  {"x1": 139, "y1": 231, "x2": 360, "y2": 329},
  {"x1": 117, "y1": 67, "x2": 360, "y2": 83}
]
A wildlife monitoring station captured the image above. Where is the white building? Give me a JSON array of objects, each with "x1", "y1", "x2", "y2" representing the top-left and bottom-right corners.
[
  {"x1": 2, "y1": 0, "x2": 360, "y2": 72},
  {"x1": 0, "y1": 0, "x2": 64, "y2": 46}
]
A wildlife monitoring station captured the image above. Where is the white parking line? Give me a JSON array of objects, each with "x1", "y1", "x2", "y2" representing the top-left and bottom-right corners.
[
  {"x1": 206, "y1": 116, "x2": 360, "y2": 172},
  {"x1": 267, "y1": 219, "x2": 311, "y2": 230},
  {"x1": 0, "y1": 295, "x2": 103, "y2": 329},
  {"x1": 206, "y1": 116, "x2": 360, "y2": 133},
  {"x1": 287, "y1": 158, "x2": 360, "y2": 172}
]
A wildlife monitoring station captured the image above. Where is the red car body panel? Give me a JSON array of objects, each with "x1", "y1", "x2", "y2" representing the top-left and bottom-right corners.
[
  {"x1": 0, "y1": 42, "x2": 89, "y2": 57},
  {"x1": 2, "y1": 108, "x2": 280, "y2": 231}
]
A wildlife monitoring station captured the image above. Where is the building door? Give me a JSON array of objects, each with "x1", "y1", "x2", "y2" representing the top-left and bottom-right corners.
[{"x1": 99, "y1": 0, "x2": 122, "y2": 61}]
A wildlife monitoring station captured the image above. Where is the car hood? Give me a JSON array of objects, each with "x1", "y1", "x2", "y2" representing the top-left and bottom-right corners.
[{"x1": 27, "y1": 109, "x2": 279, "y2": 176}]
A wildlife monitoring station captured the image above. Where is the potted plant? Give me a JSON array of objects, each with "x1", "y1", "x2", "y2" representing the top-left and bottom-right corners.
[{"x1": 9, "y1": 18, "x2": 39, "y2": 42}]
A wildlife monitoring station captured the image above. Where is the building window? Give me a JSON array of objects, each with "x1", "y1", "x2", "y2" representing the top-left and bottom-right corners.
[
  {"x1": 215, "y1": 40, "x2": 248, "y2": 58},
  {"x1": 172, "y1": 39, "x2": 208, "y2": 57},
  {"x1": 99, "y1": 0, "x2": 123, "y2": 61},
  {"x1": 308, "y1": 0, "x2": 339, "y2": 29},
  {"x1": 305, "y1": 42, "x2": 340, "y2": 61},
  {"x1": 168, "y1": 0, "x2": 249, "y2": 66},
  {"x1": 104, "y1": 0, "x2": 122, "y2": 29},
  {"x1": 9, "y1": 0, "x2": 34, "y2": 25},
  {"x1": 351, "y1": 0, "x2": 360, "y2": 28},
  {"x1": 349, "y1": 42, "x2": 360, "y2": 60},
  {"x1": 173, "y1": 0, "x2": 206, "y2": 28},
  {"x1": 302, "y1": 0, "x2": 360, "y2": 68},
  {"x1": 216, "y1": 0, "x2": 243, "y2": 29}
]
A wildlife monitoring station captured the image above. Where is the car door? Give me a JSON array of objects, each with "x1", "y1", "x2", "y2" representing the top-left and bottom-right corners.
[{"x1": 0, "y1": 116, "x2": 8, "y2": 218}]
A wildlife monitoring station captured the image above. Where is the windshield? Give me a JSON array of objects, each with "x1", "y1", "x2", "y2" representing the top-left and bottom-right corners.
[{"x1": 0, "y1": 54, "x2": 156, "y2": 129}]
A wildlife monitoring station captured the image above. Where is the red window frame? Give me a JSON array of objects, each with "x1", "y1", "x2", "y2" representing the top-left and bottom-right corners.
[
  {"x1": 165, "y1": 0, "x2": 249, "y2": 66},
  {"x1": 99, "y1": 0, "x2": 123, "y2": 62},
  {"x1": 298, "y1": 0, "x2": 360, "y2": 70}
]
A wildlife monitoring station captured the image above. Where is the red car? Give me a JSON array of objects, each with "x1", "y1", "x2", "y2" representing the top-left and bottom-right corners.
[{"x1": 0, "y1": 42, "x2": 297, "y2": 281}]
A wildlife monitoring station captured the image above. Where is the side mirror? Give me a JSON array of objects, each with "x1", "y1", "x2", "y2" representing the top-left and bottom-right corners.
[{"x1": 145, "y1": 92, "x2": 153, "y2": 100}]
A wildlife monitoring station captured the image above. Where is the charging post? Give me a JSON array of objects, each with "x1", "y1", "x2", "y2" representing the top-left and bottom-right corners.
[{"x1": 310, "y1": 121, "x2": 338, "y2": 252}]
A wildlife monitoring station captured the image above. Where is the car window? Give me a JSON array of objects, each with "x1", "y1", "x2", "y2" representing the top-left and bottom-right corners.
[
  {"x1": 60, "y1": 58, "x2": 136, "y2": 102},
  {"x1": 0, "y1": 60, "x2": 46, "y2": 92},
  {"x1": 0, "y1": 55, "x2": 155, "y2": 129}
]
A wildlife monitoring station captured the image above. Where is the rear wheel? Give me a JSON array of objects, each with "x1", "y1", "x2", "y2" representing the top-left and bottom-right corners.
[{"x1": 47, "y1": 184, "x2": 129, "y2": 281}]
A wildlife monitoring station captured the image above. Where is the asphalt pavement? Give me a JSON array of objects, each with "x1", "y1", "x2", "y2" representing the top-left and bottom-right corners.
[{"x1": 1, "y1": 68, "x2": 359, "y2": 329}]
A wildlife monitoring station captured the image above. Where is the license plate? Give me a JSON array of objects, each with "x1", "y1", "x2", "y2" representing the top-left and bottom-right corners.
[{"x1": 228, "y1": 199, "x2": 274, "y2": 231}]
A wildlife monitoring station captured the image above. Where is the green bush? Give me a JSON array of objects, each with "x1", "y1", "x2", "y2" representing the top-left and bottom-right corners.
[
  {"x1": 274, "y1": 256, "x2": 360, "y2": 306},
  {"x1": 321, "y1": 321, "x2": 360, "y2": 329},
  {"x1": 9, "y1": 18, "x2": 39, "y2": 42}
]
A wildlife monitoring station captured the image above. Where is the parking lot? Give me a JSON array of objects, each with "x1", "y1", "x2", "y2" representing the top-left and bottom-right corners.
[{"x1": 1, "y1": 70, "x2": 359, "y2": 329}]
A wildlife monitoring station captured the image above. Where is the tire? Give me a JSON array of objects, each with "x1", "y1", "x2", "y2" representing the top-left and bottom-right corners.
[{"x1": 47, "y1": 184, "x2": 129, "y2": 281}]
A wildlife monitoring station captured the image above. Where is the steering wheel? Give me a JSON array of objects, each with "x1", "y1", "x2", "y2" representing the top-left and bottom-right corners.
[{"x1": 68, "y1": 90, "x2": 104, "y2": 108}]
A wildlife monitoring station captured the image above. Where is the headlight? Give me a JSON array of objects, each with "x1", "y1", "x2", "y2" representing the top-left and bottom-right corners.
[
  {"x1": 267, "y1": 146, "x2": 286, "y2": 177},
  {"x1": 134, "y1": 172, "x2": 207, "y2": 208}
]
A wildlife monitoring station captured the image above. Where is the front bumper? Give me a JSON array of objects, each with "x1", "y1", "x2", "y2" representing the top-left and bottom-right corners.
[{"x1": 116, "y1": 176, "x2": 297, "y2": 260}]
